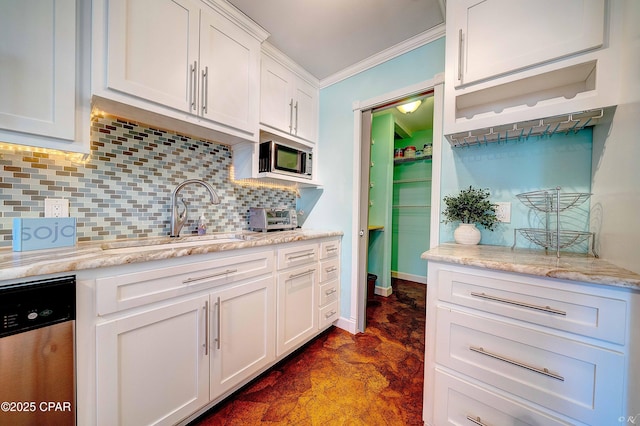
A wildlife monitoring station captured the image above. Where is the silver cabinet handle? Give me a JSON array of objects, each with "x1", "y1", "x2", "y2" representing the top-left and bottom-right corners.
[
  {"x1": 470, "y1": 292, "x2": 566, "y2": 316},
  {"x1": 325, "y1": 288, "x2": 337, "y2": 296},
  {"x1": 324, "y1": 310, "x2": 336, "y2": 319},
  {"x1": 288, "y1": 98, "x2": 294, "y2": 133},
  {"x1": 203, "y1": 300, "x2": 209, "y2": 355},
  {"x1": 289, "y1": 268, "x2": 315, "y2": 279},
  {"x1": 466, "y1": 416, "x2": 488, "y2": 426},
  {"x1": 457, "y1": 29, "x2": 463, "y2": 82},
  {"x1": 470, "y1": 346, "x2": 564, "y2": 381},
  {"x1": 326, "y1": 247, "x2": 338, "y2": 253},
  {"x1": 183, "y1": 269, "x2": 238, "y2": 284},
  {"x1": 190, "y1": 61, "x2": 198, "y2": 111},
  {"x1": 325, "y1": 266, "x2": 337, "y2": 273},
  {"x1": 201, "y1": 66, "x2": 209, "y2": 114},
  {"x1": 294, "y1": 100, "x2": 299, "y2": 135},
  {"x1": 215, "y1": 296, "x2": 221, "y2": 350},
  {"x1": 287, "y1": 252, "x2": 314, "y2": 261}
]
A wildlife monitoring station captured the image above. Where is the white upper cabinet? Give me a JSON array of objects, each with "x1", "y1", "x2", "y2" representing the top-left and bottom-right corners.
[
  {"x1": 453, "y1": 0, "x2": 605, "y2": 87},
  {"x1": 260, "y1": 52, "x2": 318, "y2": 144},
  {"x1": 93, "y1": 0, "x2": 267, "y2": 145},
  {"x1": 0, "y1": 0, "x2": 90, "y2": 153},
  {"x1": 106, "y1": 0, "x2": 200, "y2": 112},
  {"x1": 443, "y1": 0, "x2": 623, "y2": 138}
]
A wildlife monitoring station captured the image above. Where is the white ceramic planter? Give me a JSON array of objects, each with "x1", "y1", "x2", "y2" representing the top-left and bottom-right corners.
[{"x1": 454, "y1": 223, "x2": 481, "y2": 245}]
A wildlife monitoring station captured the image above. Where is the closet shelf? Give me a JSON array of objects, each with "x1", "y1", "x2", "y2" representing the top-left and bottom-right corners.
[
  {"x1": 393, "y1": 178, "x2": 432, "y2": 184},
  {"x1": 394, "y1": 156, "x2": 432, "y2": 165}
]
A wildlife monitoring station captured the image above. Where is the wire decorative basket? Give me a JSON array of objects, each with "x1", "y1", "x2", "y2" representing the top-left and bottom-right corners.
[
  {"x1": 517, "y1": 228, "x2": 593, "y2": 250},
  {"x1": 516, "y1": 189, "x2": 591, "y2": 213}
]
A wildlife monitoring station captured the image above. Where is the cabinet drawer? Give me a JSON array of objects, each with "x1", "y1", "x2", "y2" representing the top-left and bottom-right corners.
[
  {"x1": 438, "y1": 269, "x2": 627, "y2": 345},
  {"x1": 318, "y1": 280, "x2": 338, "y2": 307},
  {"x1": 96, "y1": 251, "x2": 274, "y2": 315},
  {"x1": 436, "y1": 307, "x2": 624, "y2": 425},
  {"x1": 319, "y1": 239, "x2": 340, "y2": 259},
  {"x1": 277, "y1": 242, "x2": 318, "y2": 269},
  {"x1": 319, "y1": 300, "x2": 339, "y2": 329},
  {"x1": 434, "y1": 370, "x2": 576, "y2": 426},
  {"x1": 319, "y1": 258, "x2": 339, "y2": 283}
]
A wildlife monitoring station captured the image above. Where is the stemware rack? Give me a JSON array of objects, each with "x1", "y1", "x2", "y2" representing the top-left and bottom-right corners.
[{"x1": 512, "y1": 187, "x2": 597, "y2": 258}]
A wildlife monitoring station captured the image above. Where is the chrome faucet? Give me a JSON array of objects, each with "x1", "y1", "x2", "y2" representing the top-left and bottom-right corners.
[{"x1": 170, "y1": 179, "x2": 220, "y2": 237}]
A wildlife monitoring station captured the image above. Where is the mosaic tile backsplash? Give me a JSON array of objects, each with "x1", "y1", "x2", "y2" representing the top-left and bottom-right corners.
[{"x1": 0, "y1": 117, "x2": 297, "y2": 246}]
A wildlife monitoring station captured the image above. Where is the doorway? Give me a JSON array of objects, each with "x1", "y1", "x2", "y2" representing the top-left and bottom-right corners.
[{"x1": 352, "y1": 78, "x2": 444, "y2": 332}]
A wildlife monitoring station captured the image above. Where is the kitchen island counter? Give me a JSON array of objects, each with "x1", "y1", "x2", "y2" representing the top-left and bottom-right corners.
[
  {"x1": 422, "y1": 243, "x2": 640, "y2": 290},
  {"x1": 0, "y1": 229, "x2": 343, "y2": 282}
]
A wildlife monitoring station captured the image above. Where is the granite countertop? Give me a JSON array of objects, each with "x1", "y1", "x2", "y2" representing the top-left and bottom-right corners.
[
  {"x1": 0, "y1": 229, "x2": 343, "y2": 282},
  {"x1": 422, "y1": 243, "x2": 640, "y2": 290}
]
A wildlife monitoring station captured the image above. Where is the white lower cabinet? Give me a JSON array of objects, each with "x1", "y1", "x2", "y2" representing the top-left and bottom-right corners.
[
  {"x1": 89, "y1": 239, "x2": 341, "y2": 425},
  {"x1": 209, "y1": 276, "x2": 275, "y2": 400},
  {"x1": 96, "y1": 295, "x2": 209, "y2": 426},
  {"x1": 424, "y1": 262, "x2": 637, "y2": 426}
]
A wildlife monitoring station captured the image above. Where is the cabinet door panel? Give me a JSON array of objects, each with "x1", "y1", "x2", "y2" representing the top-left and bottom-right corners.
[
  {"x1": 96, "y1": 295, "x2": 209, "y2": 426},
  {"x1": 107, "y1": 0, "x2": 199, "y2": 111},
  {"x1": 200, "y1": 9, "x2": 259, "y2": 135},
  {"x1": 210, "y1": 276, "x2": 275, "y2": 399},
  {"x1": 260, "y1": 56, "x2": 294, "y2": 132},
  {"x1": 0, "y1": 0, "x2": 75, "y2": 139},
  {"x1": 277, "y1": 265, "x2": 318, "y2": 356},
  {"x1": 293, "y1": 79, "x2": 318, "y2": 142},
  {"x1": 456, "y1": 0, "x2": 605, "y2": 86}
]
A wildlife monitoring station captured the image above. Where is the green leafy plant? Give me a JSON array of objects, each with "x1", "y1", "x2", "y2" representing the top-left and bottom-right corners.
[{"x1": 442, "y1": 186, "x2": 499, "y2": 231}]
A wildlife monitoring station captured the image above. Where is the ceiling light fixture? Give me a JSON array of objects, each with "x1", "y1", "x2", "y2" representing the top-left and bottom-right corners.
[{"x1": 396, "y1": 100, "x2": 422, "y2": 114}]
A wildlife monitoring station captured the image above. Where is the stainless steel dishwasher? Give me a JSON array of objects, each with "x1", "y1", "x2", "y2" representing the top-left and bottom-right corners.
[{"x1": 0, "y1": 275, "x2": 75, "y2": 426}]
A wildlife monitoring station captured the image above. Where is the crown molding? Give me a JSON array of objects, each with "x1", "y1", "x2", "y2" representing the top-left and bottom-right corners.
[
  {"x1": 203, "y1": 0, "x2": 270, "y2": 42},
  {"x1": 261, "y1": 42, "x2": 320, "y2": 86},
  {"x1": 319, "y1": 23, "x2": 446, "y2": 89}
]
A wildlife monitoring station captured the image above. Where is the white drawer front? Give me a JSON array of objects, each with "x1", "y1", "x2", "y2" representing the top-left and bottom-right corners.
[
  {"x1": 318, "y1": 280, "x2": 338, "y2": 307},
  {"x1": 319, "y1": 239, "x2": 340, "y2": 259},
  {"x1": 277, "y1": 243, "x2": 318, "y2": 270},
  {"x1": 438, "y1": 269, "x2": 628, "y2": 345},
  {"x1": 96, "y1": 251, "x2": 274, "y2": 315},
  {"x1": 436, "y1": 307, "x2": 624, "y2": 425},
  {"x1": 319, "y1": 258, "x2": 339, "y2": 283},
  {"x1": 434, "y1": 370, "x2": 576, "y2": 426},
  {"x1": 319, "y1": 300, "x2": 339, "y2": 329}
]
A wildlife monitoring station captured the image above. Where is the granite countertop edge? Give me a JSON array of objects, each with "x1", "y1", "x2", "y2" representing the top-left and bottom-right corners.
[
  {"x1": 422, "y1": 243, "x2": 640, "y2": 290},
  {"x1": 0, "y1": 230, "x2": 343, "y2": 282}
]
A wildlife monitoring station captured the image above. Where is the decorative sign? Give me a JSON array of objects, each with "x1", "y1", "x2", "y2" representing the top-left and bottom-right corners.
[{"x1": 12, "y1": 218, "x2": 77, "y2": 252}]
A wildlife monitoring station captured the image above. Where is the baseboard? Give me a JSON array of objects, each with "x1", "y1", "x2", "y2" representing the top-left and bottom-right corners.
[
  {"x1": 374, "y1": 285, "x2": 393, "y2": 297},
  {"x1": 335, "y1": 316, "x2": 357, "y2": 334},
  {"x1": 392, "y1": 271, "x2": 427, "y2": 284}
]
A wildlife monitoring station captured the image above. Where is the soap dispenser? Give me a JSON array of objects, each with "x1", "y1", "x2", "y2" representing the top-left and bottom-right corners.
[{"x1": 197, "y1": 215, "x2": 207, "y2": 235}]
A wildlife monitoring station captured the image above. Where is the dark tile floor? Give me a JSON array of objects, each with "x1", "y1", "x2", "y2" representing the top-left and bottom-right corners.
[{"x1": 190, "y1": 279, "x2": 426, "y2": 425}]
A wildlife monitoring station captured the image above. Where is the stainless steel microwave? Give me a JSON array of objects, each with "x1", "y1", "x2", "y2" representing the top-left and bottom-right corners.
[{"x1": 258, "y1": 141, "x2": 312, "y2": 179}]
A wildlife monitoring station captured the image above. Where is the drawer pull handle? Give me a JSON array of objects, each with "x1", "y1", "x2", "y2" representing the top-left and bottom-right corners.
[
  {"x1": 470, "y1": 346, "x2": 564, "y2": 381},
  {"x1": 457, "y1": 29, "x2": 463, "y2": 82},
  {"x1": 466, "y1": 416, "x2": 487, "y2": 426},
  {"x1": 325, "y1": 266, "x2": 337, "y2": 273},
  {"x1": 183, "y1": 269, "x2": 238, "y2": 284},
  {"x1": 203, "y1": 301, "x2": 209, "y2": 356},
  {"x1": 325, "y1": 310, "x2": 337, "y2": 319},
  {"x1": 288, "y1": 252, "x2": 315, "y2": 261},
  {"x1": 326, "y1": 247, "x2": 338, "y2": 252},
  {"x1": 470, "y1": 292, "x2": 566, "y2": 316},
  {"x1": 289, "y1": 268, "x2": 315, "y2": 279},
  {"x1": 325, "y1": 288, "x2": 337, "y2": 296}
]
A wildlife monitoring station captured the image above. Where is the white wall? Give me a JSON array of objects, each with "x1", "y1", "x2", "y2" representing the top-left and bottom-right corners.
[{"x1": 591, "y1": 0, "x2": 640, "y2": 273}]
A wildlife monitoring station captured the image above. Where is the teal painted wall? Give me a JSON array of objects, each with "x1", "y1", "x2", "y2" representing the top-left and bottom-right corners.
[
  {"x1": 439, "y1": 129, "x2": 594, "y2": 251},
  {"x1": 300, "y1": 38, "x2": 446, "y2": 320}
]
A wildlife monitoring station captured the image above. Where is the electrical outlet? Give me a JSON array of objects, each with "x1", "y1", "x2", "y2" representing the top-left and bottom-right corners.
[
  {"x1": 495, "y1": 202, "x2": 511, "y2": 223},
  {"x1": 44, "y1": 198, "x2": 70, "y2": 218}
]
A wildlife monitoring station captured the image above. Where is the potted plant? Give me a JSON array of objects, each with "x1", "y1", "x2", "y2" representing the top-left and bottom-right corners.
[{"x1": 442, "y1": 186, "x2": 499, "y2": 245}]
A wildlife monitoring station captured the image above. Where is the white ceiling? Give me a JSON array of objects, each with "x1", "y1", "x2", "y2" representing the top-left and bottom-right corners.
[{"x1": 227, "y1": 0, "x2": 446, "y2": 82}]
